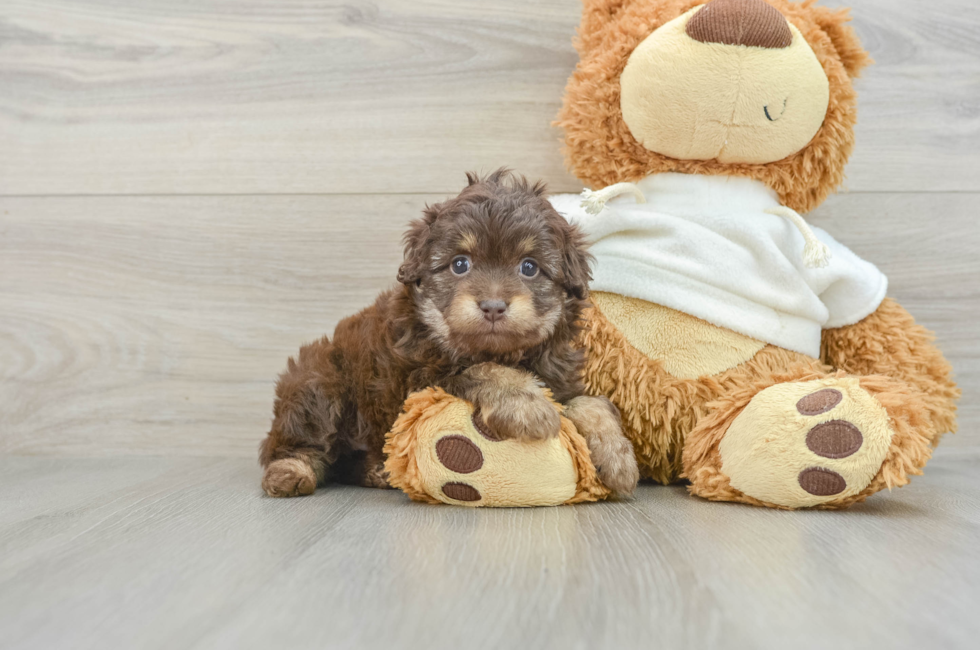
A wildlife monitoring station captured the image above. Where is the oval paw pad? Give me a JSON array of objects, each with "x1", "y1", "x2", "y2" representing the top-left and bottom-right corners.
[
  {"x1": 806, "y1": 420, "x2": 863, "y2": 459},
  {"x1": 441, "y1": 482, "x2": 482, "y2": 502},
  {"x1": 435, "y1": 435, "x2": 483, "y2": 474},
  {"x1": 796, "y1": 388, "x2": 843, "y2": 415},
  {"x1": 797, "y1": 467, "x2": 846, "y2": 496}
]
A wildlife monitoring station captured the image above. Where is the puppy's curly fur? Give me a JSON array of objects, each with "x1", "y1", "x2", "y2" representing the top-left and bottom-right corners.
[{"x1": 259, "y1": 170, "x2": 638, "y2": 498}]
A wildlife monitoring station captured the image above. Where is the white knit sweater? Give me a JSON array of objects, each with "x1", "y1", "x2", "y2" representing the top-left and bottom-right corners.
[{"x1": 550, "y1": 173, "x2": 887, "y2": 358}]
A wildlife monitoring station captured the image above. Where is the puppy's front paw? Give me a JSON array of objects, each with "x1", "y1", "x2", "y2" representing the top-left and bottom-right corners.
[
  {"x1": 590, "y1": 433, "x2": 640, "y2": 497},
  {"x1": 262, "y1": 458, "x2": 317, "y2": 497},
  {"x1": 565, "y1": 396, "x2": 639, "y2": 497},
  {"x1": 481, "y1": 390, "x2": 561, "y2": 442}
]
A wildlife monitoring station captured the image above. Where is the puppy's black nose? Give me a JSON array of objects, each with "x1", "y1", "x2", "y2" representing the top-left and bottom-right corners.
[{"x1": 479, "y1": 299, "x2": 508, "y2": 322}]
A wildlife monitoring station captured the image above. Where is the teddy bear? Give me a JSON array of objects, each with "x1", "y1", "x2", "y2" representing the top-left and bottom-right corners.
[{"x1": 542, "y1": 0, "x2": 960, "y2": 509}]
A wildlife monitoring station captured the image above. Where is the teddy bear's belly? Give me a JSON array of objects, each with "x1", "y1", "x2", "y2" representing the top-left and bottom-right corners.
[{"x1": 591, "y1": 292, "x2": 766, "y2": 379}]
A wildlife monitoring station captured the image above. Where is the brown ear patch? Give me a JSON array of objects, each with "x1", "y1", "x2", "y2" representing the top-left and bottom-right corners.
[
  {"x1": 806, "y1": 420, "x2": 863, "y2": 459},
  {"x1": 797, "y1": 467, "x2": 846, "y2": 496},
  {"x1": 442, "y1": 482, "x2": 482, "y2": 502},
  {"x1": 435, "y1": 435, "x2": 484, "y2": 474},
  {"x1": 686, "y1": 0, "x2": 792, "y2": 49},
  {"x1": 796, "y1": 388, "x2": 843, "y2": 415}
]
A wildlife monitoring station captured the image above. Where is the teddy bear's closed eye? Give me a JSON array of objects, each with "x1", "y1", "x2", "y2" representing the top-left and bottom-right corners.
[{"x1": 764, "y1": 98, "x2": 788, "y2": 121}]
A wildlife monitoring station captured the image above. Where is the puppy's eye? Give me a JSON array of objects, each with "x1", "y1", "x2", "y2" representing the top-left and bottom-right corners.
[
  {"x1": 519, "y1": 258, "x2": 539, "y2": 278},
  {"x1": 451, "y1": 255, "x2": 471, "y2": 275}
]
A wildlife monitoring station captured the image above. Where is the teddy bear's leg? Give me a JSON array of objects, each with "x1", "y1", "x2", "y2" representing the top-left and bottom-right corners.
[
  {"x1": 821, "y1": 298, "x2": 960, "y2": 445},
  {"x1": 683, "y1": 368, "x2": 934, "y2": 509}
]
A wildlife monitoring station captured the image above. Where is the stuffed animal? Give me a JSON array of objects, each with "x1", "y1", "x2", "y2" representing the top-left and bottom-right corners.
[
  {"x1": 548, "y1": 0, "x2": 960, "y2": 508},
  {"x1": 384, "y1": 388, "x2": 611, "y2": 506}
]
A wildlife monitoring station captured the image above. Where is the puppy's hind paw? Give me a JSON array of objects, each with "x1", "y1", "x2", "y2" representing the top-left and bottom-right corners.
[{"x1": 262, "y1": 458, "x2": 317, "y2": 497}]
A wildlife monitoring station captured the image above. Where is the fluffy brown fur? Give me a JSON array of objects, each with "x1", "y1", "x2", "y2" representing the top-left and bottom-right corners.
[
  {"x1": 820, "y1": 298, "x2": 960, "y2": 445},
  {"x1": 260, "y1": 170, "x2": 637, "y2": 497},
  {"x1": 581, "y1": 302, "x2": 828, "y2": 484},
  {"x1": 556, "y1": 0, "x2": 872, "y2": 213}
]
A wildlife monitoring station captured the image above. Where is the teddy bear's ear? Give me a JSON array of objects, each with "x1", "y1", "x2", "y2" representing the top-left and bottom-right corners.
[{"x1": 810, "y1": 5, "x2": 872, "y2": 78}]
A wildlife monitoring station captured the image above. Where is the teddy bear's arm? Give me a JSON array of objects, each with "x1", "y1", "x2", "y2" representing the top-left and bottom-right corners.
[{"x1": 820, "y1": 297, "x2": 960, "y2": 443}]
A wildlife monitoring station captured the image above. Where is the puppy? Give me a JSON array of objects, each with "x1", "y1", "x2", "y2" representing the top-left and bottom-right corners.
[{"x1": 259, "y1": 170, "x2": 639, "y2": 498}]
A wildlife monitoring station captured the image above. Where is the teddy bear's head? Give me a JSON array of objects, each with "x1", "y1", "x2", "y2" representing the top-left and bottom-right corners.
[{"x1": 556, "y1": 0, "x2": 871, "y2": 212}]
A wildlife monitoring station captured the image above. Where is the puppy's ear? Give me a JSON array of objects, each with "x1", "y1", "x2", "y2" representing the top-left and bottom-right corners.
[
  {"x1": 558, "y1": 220, "x2": 593, "y2": 301},
  {"x1": 397, "y1": 206, "x2": 437, "y2": 286}
]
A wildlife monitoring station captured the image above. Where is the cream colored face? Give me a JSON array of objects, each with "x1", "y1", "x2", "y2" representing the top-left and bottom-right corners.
[{"x1": 620, "y1": 6, "x2": 830, "y2": 164}]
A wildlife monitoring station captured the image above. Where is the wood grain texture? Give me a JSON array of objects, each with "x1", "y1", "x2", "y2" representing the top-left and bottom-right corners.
[
  {"x1": 1, "y1": 0, "x2": 978, "y2": 196},
  {"x1": 1, "y1": 192, "x2": 976, "y2": 456},
  {"x1": 0, "y1": 452, "x2": 977, "y2": 650}
]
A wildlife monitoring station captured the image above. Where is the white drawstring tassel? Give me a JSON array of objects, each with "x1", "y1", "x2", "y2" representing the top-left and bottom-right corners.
[
  {"x1": 765, "y1": 206, "x2": 832, "y2": 268},
  {"x1": 580, "y1": 182, "x2": 646, "y2": 215}
]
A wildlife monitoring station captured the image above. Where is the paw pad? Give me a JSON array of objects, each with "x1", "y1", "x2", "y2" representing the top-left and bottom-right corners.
[
  {"x1": 435, "y1": 435, "x2": 483, "y2": 473},
  {"x1": 796, "y1": 388, "x2": 843, "y2": 415},
  {"x1": 797, "y1": 467, "x2": 846, "y2": 496},
  {"x1": 441, "y1": 482, "x2": 482, "y2": 502},
  {"x1": 805, "y1": 419, "x2": 863, "y2": 459}
]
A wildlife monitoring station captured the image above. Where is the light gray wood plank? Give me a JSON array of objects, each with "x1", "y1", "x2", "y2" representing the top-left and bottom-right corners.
[
  {"x1": 0, "y1": 192, "x2": 976, "y2": 457},
  {"x1": 0, "y1": 452, "x2": 977, "y2": 650},
  {"x1": 0, "y1": 0, "x2": 977, "y2": 196},
  {"x1": 0, "y1": 194, "x2": 415, "y2": 456}
]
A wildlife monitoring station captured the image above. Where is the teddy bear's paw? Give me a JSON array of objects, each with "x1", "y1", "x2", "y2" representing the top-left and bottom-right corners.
[
  {"x1": 716, "y1": 378, "x2": 896, "y2": 509},
  {"x1": 262, "y1": 458, "x2": 318, "y2": 498},
  {"x1": 412, "y1": 399, "x2": 580, "y2": 507}
]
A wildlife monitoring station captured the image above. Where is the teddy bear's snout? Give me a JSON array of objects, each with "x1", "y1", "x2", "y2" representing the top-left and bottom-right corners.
[{"x1": 686, "y1": 0, "x2": 793, "y2": 49}]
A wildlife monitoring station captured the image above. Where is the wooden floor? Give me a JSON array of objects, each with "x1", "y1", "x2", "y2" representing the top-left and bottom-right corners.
[
  {"x1": 1, "y1": 449, "x2": 978, "y2": 650},
  {"x1": 1, "y1": 1, "x2": 979, "y2": 648}
]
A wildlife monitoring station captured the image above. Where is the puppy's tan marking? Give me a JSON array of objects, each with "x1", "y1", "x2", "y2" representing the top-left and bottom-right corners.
[
  {"x1": 419, "y1": 297, "x2": 453, "y2": 348},
  {"x1": 458, "y1": 232, "x2": 478, "y2": 253},
  {"x1": 519, "y1": 235, "x2": 537, "y2": 255}
]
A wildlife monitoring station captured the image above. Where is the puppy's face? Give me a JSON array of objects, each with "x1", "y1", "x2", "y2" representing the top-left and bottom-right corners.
[{"x1": 398, "y1": 171, "x2": 591, "y2": 358}]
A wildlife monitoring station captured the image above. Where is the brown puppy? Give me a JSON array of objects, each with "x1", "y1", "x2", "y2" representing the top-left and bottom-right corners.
[{"x1": 259, "y1": 170, "x2": 639, "y2": 498}]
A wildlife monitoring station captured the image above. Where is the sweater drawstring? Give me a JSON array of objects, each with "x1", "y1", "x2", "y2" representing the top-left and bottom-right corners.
[
  {"x1": 765, "y1": 206, "x2": 831, "y2": 268},
  {"x1": 580, "y1": 182, "x2": 646, "y2": 215}
]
